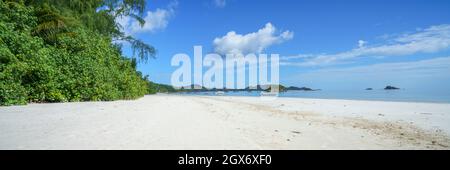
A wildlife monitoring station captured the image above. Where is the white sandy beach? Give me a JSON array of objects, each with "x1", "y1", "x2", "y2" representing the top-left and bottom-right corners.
[{"x1": 0, "y1": 94, "x2": 449, "y2": 150}]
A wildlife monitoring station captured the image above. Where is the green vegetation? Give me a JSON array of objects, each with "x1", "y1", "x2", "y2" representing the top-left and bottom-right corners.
[
  {"x1": 0, "y1": 0, "x2": 160, "y2": 106},
  {"x1": 147, "y1": 81, "x2": 177, "y2": 94}
]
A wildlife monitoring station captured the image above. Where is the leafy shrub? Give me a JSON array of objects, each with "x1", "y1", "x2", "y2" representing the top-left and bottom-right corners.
[{"x1": 0, "y1": 1, "x2": 150, "y2": 106}]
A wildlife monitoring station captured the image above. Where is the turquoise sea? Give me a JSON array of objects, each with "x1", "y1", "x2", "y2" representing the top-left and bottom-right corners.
[{"x1": 179, "y1": 89, "x2": 450, "y2": 103}]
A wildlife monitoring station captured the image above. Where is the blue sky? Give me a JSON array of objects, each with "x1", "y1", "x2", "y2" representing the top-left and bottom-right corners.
[{"x1": 118, "y1": 0, "x2": 450, "y2": 91}]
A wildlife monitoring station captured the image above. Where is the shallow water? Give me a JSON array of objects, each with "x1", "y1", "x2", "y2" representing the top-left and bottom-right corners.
[{"x1": 178, "y1": 89, "x2": 450, "y2": 103}]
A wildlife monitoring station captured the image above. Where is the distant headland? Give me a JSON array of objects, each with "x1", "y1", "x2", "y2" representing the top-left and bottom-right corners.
[
  {"x1": 171, "y1": 84, "x2": 320, "y2": 93},
  {"x1": 152, "y1": 84, "x2": 402, "y2": 93}
]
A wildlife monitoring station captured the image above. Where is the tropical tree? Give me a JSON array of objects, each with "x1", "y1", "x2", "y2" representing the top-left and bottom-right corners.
[
  {"x1": 0, "y1": 0, "x2": 157, "y2": 105},
  {"x1": 12, "y1": 0, "x2": 156, "y2": 62}
]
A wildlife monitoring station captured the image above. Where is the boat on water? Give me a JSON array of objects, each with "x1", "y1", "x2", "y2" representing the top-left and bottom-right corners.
[
  {"x1": 260, "y1": 91, "x2": 279, "y2": 97},
  {"x1": 215, "y1": 91, "x2": 225, "y2": 96}
]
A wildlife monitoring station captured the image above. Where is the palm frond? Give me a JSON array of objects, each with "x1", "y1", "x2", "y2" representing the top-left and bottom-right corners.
[{"x1": 118, "y1": 36, "x2": 156, "y2": 63}]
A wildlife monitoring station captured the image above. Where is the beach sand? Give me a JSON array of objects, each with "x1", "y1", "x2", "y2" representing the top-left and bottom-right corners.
[{"x1": 1, "y1": 94, "x2": 449, "y2": 150}]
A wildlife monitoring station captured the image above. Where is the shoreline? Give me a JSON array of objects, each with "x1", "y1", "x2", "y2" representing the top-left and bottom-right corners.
[
  {"x1": 173, "y1": 91, "x2": 450, "y2": 104},
  {"x1": 175, "y1": 92, "x2": 450, "y2": 104},
  {"x1": 1, "y1": 94, "x2": 449, "y2": 149}
]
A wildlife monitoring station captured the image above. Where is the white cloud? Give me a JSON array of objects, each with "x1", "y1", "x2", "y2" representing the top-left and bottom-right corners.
[
  {"x1": 213, "y1": 0, "x2": 227, "y2": 8},
  {"x1": 302, "y1": 56, "x2": 450, "y2": 76},
  {"x1": 282, "y1": 24, "x2": 450, "y2": 67},
  {"x1": 213, "y1": 23, "x2": 294, "y2": 55},
  {"x1": 358, "y1": 40, "x2": 367, "y2": 48},
  {"x1": 117, "y1": 1, "x2": 178, "y2": 35},
  {"x1": 289, "y1": 57, "x2": 450, "y2": 89}
]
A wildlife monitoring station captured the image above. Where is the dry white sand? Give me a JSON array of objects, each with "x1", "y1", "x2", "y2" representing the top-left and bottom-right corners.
[{"x1": 0, "y1": 94, "x2": 449, "y2": 150}]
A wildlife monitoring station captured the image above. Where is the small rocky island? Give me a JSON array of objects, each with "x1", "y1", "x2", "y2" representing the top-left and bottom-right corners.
[
  {"x1": 365, "y1": 88, "x2": 373, "y2": 90},
  {"x1": 384, "y1": 86, "x2": 400, "y2": 90}
]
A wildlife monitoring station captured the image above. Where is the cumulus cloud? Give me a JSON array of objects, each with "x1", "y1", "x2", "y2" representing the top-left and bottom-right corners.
[
  {"x1": 213, "y1": 0, "x2": 227, "y2": 8},
  {"x1": 213, "y1": 23, "x2": 294, "y2": 55},
  {"x1": 116, "y1": 1, "x2": 178, "y2": 35},
  {"x1": 281, "y1": 24, "x2": 450, "y2": 67}
]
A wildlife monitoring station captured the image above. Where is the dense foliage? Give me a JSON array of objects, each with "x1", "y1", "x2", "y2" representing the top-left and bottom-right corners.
[{"x1": 0, "y1": 0, "x2": 159, "y2": 106}]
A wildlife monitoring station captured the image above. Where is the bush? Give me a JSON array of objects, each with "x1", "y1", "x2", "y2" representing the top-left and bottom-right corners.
[{"x1": 0, "y1": 1, "x2": 149, "y2": 106}]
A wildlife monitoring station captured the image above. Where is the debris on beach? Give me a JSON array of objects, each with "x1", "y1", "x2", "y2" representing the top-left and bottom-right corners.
[{"x1": 291, "y1": 131, "x2": 301, "y2": 134}]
